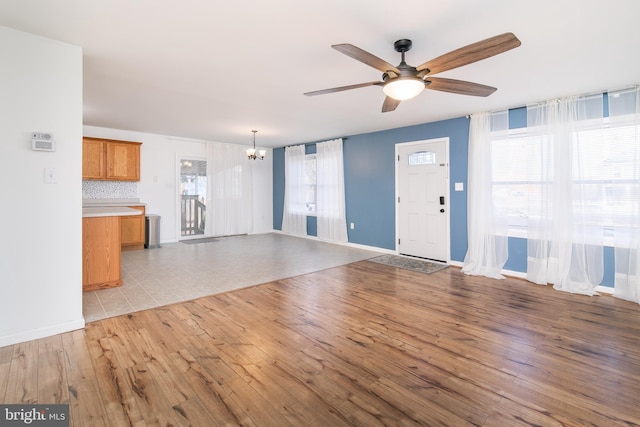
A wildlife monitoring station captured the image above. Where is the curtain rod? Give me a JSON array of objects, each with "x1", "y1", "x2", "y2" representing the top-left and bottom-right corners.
[
  {"x1": 472, "y1": 85, "x2": 638, "y2": 119},
  {"x1": 281, "y1": 137, "x2": 347, "y2": 149}
]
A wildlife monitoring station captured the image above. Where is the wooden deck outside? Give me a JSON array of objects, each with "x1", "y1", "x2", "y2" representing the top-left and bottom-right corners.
[{"x1": 181, "y1": 194, "x2": 205, "y2": 236}]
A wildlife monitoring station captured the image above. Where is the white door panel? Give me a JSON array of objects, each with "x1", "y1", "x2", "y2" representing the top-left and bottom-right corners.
[{"x1": 397, "y1": 139, "x2": 449, "y2": 262}]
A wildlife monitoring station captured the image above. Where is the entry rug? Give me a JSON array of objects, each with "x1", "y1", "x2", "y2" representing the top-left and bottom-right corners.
[{"x1": 368, "y1": 254, "x2": 449, "y2": 275}]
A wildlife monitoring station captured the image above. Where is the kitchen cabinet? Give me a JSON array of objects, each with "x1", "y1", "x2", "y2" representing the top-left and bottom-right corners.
[
  {"x1": 82, "y1": 138, "x2": 105, "y2": 179},
  {"x1": 121, "y1": 206, "x2": 146, "y2": 250},
  {"x1": 82, "y1": 137, "x2": 142, "y2": 181},
  {"x1": 82, "y1": 215, "x2": 122, "y2": 291},
  {"x1": 82, "y1": 206, "x2": 144, "y2": 291}
]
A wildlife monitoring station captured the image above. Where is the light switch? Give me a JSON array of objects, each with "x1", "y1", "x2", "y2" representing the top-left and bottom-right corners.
[
  {"x1": 44, "y1": 168, "x2": 57, "y2": 184},
  {"x1": 455, "y1": 182, "x2": 464, "y2": 191}
]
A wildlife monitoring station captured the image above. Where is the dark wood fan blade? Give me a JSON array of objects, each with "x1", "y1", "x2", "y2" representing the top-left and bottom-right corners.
[
  {"x1": 304, "y1": 81, "x2": 382, "y2": 96},
  {"x1": 426, "y1": 77, "x2": 497, "y2": 97},
  {"x1": 416, "y1": 32, "x2": 521, "y2": 75},
  {"x1": 332, "y1": 44, "x2": 400, "y2": 74},
  {"x1": 382, "y1": 96, "x2": 401, "y2": 113}
]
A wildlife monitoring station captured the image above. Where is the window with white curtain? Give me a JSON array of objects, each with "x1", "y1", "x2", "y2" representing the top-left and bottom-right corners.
[
  {"x1": 305, "y1": 154, "x2": 317, "y2": 215},
  {"x1": 491, "y1": 117, "x2": 640, "y2": 244},
  {"x1": 316, "y1": 138, "x2": 348, "y2": 243},
  {"x1": 205, "y1": 142, "x2": 253, "y2": 237},
  {"x1": 281, "y1": 144, "x2": 307, "y2": 236},
  {"x1": 465, "y1": 86, "x2": 640, "y2": 300}
]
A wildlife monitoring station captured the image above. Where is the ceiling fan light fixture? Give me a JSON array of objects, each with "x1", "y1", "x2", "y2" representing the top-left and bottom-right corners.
[{"x1": 383, "y1": 77, "x2": 425, "y2": 101}]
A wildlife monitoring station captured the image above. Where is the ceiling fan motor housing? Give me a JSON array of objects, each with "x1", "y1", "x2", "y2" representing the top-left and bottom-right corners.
[{"x1": 394, "y1": 39, "x2": 413, "y2": 53}]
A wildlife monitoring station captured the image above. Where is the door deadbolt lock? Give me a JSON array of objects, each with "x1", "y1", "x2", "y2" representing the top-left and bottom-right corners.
[{"x1": 440, "y1": 208, "x2": 445, "y2": 213}]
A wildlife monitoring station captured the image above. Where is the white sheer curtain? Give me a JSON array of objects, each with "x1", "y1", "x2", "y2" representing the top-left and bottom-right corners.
[
  {"x1": 611, "y1": 86, "x2": 640, "y2": 303},
  {"x1": 205, "y1": 142, "x2": 253, "y2": 237},
  {"x1": 462, "y1": 111, "x2": 509, "y2": 278},
  {"x1": 526, "y1": 94, "x2": 604, "y2": 295},
  {"x1": 316, "y1": 138, "x2": 348, "y2": 243},
  {"x1": 281, "y1": 144, "x2": 307, "y2": 236}
]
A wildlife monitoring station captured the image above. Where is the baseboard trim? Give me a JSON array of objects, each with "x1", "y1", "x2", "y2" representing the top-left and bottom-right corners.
[
  {"x1": 0, "y1": 318, "x2": 85, "y2": 348},
  {"x1": 272, "y1": 229, "x2": 393, "y2": 255}
]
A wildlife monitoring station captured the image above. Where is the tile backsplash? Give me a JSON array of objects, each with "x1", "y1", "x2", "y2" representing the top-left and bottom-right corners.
[{"x1": 83, "y1": 180, "x2": 138, "y2": 199}]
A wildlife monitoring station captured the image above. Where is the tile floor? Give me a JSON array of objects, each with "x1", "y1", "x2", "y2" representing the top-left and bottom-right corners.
[{"x1": 83, "y1": 233, "x2": 381, "y2": 322}]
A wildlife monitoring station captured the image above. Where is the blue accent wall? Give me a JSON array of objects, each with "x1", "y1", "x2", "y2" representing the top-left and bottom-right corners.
[
  {"x1": 603, "y1": 246, "x2": 614, "y2": 286},
  {"x1": 505, "y1": 237, "x2": 527, "y2": 272},
  {"x1": 342, "y1": 117, "x2": 470, "y2": 258},
  {"x1": 272, "y1": 147, "x2": 285, "y2": 230},
  {"x1": 272, "y1": 108, "x2": 616, "y2": 285},
  {"x1": 273, "y1": 116, "x2": 470, "y2": 261}
]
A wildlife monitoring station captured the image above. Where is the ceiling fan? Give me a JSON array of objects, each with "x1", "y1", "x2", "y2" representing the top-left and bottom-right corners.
[{"x1": 304, "y1": 32, "x2": 521, "y2": 112}]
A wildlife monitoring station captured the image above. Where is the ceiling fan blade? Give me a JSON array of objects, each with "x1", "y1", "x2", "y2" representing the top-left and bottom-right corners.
[
  {"x1": 382, "y1": 96, "x2": 401, "y2": 113},
  {"x1": 426, "y1": 77, "x2": 497, "y2": 97},
  {"x1": 304, "y1": 81, "x2": 382, "y2": 96},
  {"x1": 416, "y1": 32, "x2": 521, "y2": 75},
  {"x1": 332, "y1": 43, "x2": 400, "y2": 74}
]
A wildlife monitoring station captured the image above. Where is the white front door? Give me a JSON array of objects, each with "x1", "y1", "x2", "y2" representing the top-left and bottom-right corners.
[{"x1": 396, "y1": 139, "x2": 449, "y2": 262}]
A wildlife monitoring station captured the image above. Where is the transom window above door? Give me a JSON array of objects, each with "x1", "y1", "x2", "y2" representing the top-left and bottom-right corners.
[{"x1": 408, "y1": 150, "x2": 436, "y2": 166}]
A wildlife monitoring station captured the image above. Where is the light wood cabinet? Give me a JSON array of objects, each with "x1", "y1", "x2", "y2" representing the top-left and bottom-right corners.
[
  {"x1": 82, "y1": 137, "x2": 142, "y2": 181},
  {"x1": 121, "y1": 206, "x2": 146, "y2": 251},
  {"x1": 106, "y1": 141, "x2": 140, "y2": 180},
  {"x1": 82, "y1": 138, "x2": 105, "y2": 179},
  {"x1": 83, "y1": 216, "x2": 122, "y2": 291}
]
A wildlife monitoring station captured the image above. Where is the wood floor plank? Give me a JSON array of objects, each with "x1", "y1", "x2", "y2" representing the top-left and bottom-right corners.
[
  {"x1": 37, "y1": 334, "x2": 69, "y2": 404},
  {"x1": 82, "y1": 322, "x2": 147, "y2": 426},
  {"x1": 3, "y1": 261, "x2": 640, "y2": 426},
  {"x1": 4, "y1": 340, "x2": 39, "y2": 404},
  {"x1": 0, "y1": 345, "x2": 13, "y2": 402},
  {"x1": 60, "y1": 329, "x2": 113, "y2": 427}
]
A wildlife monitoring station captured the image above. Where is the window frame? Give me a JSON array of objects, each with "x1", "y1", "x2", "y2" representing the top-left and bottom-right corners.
[{"x1": 490, "y1": 117, "x2": 640, "y2": 245}]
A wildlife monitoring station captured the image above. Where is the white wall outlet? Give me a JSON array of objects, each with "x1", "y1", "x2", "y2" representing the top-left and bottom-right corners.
[
  {"x1": 350, "y1": 222, "x2": 355, "y2": 229},
  {"x1": 455, "y1": 182, "x2": 464, "y2": 191}
]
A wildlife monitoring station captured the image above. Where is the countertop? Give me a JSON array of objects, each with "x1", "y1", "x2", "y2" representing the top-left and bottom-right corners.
[
  {"x1": 82, "y1": 206, "x2": 144, "y2": 218},
  {"x1": 83, "y1": 198, "x2": 146, "y2": 207}
]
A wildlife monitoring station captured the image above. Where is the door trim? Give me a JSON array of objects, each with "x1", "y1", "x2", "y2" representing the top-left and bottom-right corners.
[{"x1": 395, "y1": 138, "x2": 451, "y2": 263}]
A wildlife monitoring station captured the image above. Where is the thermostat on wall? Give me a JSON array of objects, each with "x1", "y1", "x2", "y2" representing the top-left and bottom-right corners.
[{"x1": 32, "y1": 132, "x2": 55, "y2": 152}]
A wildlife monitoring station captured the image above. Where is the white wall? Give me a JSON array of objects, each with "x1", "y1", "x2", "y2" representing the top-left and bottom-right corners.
[
  {"x1": 0, "y1": 26, "x2": 84, "y2": 346},
  {"x1": 83, "y1": 126, "x2": 273, "y2": 242}
]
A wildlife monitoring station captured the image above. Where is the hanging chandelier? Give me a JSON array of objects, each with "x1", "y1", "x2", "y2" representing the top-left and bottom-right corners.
[{"x1": 246, "y1": 130, "x2": 266, "y2": 160}]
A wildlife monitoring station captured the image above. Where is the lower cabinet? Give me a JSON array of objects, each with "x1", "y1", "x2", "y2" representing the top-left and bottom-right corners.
[
  {"x1": 83, "y1": 216, "x2": 122, "y2": 291},
  {"x1": 121, "y1": 206, "x2": 146, "y2": 251}
]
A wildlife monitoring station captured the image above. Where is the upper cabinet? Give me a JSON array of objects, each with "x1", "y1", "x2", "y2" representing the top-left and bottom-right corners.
[
  {"x1": 83, "y1": 137, "x2": 142, "y2": 181},
  {"x1": 105, "y1": 140, "x2": 141, "y2": 180},
  {"x1": 82, "y1": 138, "x2": 106, "y2": 179}
]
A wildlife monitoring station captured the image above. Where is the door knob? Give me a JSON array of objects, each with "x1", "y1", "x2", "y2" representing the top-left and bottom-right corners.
[{"x1": 440, "y1": 208, "x2": 445, "y2": 213}]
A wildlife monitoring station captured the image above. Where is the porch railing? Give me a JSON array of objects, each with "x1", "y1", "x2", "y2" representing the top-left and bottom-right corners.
[{"x1": 181, "y1": 195, "x2": 206, "y2": 236}]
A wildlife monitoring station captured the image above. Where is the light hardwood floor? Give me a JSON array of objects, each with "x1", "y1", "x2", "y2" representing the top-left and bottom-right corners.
[{"x1": 2, "y1": 260, "x2": 640, "y2": 426}]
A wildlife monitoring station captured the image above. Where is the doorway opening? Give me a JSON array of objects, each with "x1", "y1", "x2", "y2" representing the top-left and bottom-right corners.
[{"x1": 180, "y1": 158, "x2": 207, "y2": 237}]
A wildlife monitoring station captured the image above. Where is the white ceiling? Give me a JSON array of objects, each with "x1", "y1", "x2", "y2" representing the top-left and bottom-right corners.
[{"x1": 1, "y1": 0, "x2": 639, "y2": 148}]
